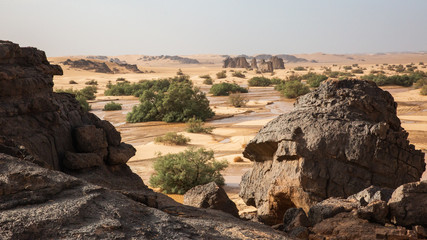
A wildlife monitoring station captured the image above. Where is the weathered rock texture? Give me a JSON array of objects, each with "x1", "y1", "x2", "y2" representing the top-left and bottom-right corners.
[
  {"x1": 0, "y1": 40, "x2": 289, "y2": 239},
  {"x1": 240, "y1": 79, "x2": 425, "y2": 225},
  {"x1": 259, "y1": 59, "x2": 274, "y2": 73},
  {"x1": 251, "y1": 58, "x2": 258, "y2": 69},
  {"x1": 184, "y1": 182, "x2": 239, "y2": 218},
  {"x1": 271, "y1": 56, "x2": 285, "y2": 69},
  {"x1": 62, "y1": 58, "x2": 113, "y2": 73},
  {"x1": 223, "y1": 56, "x2": 250, "y2": 68}
]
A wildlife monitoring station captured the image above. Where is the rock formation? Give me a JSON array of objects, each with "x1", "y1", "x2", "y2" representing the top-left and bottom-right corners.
[
  {"x1": 184, "y1": 182, "x2": 239, "y2": 218},
  {"x1": 240, "y1": 79, "x2": 425, "y2": 225},
  {"x1": 271, "y1": 56, "x2": 285, "y2": 69},
  {"x1": 62, "y1": 58, "x2": 113, "y2": 73},
  {"x1": 223, "y1": 56, "x2": 250, "y2": 68},
  {"x1": 0, "y1": 41, "x2": 289, "y2": 239},
  {"x1": 251, "y1": 58, "x2": 258, "y2": 69},
  {"x1": 258, "y1": 59, "x2": 274, "y2": 73}
]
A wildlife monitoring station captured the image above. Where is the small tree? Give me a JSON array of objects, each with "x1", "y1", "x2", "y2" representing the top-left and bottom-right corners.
[
  {"x1": 186, "y1": 117, "x2": 214, "y2": 134},
  {"x1": 203, "y1": 76, "x2": 213, "y2": 85},
  {"x1": 229, "y1": 93, "x2": 248, "y2": 107},
  {"x1": 279, "y1": 80, "x2": 310, "y2": 98},
  {"x1": 149, "y1": 148, "x2": 228, "y2": 194},
  {"x1": 209, "y1": 82, "x2": 248, "y2": 96},
  {"x1": 155, "y1": 132, "x2": 190, "y2": 145}
]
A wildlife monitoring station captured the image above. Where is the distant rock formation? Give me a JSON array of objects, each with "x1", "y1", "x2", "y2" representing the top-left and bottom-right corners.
[
  {"x1": 251, "y1": 58, "x2": 258, "y2": 69},
  {"x1": 62, "y1": 58, "x2": 113, "y2": 73},
  {"x1": 271, "y1": 56, "x2": 285, "y2": 69},
  {"x1": 139, "y1": 55, "x2": 200, "y2": 64},
  {"x1": 0, "y1": 41, "x2": 288, "y2": 239},
  {"x1": 240, "y1": 79, "x2": 425, "y2": 225},
  {"x1": 184, "y1": 182, "x2": 239, "y2": 218},
  {"x1": 223, "y1": 56, "x2": 250, "y2": 68},
  {"x1": 258, "y1": 59, "x2": 273, "y2": 72}
]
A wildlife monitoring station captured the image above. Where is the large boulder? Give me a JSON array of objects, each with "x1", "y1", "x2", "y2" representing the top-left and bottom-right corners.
[
  {"x1": 251, "y1": 58, "x2": 258, "y2": 69},
  {"x1": 223, "y1": 56, "x2": 250, "y2": 68},
  {"x1": 184, "y1": 182, "x2": 239, "y2": 218},
  {"x1": 240, "y1": 79, "x2": 425, "y2": 224},
  {"x1": 259, "y1": 59, "x2": 273, "y2": 72},
  {"x1": 388, "y1": 180, "x2": 427, "y2": 227},
  {"x1": 271, "y1": 56, "x2": 285, "y2": 69}
]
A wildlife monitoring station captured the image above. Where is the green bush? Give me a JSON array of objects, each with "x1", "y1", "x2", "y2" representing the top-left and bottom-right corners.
[
  {"x1": 420, "y1": 85, "x2": 427, "y2": 95},
  {"x1": 103, "y1": 101, "x2": 122, "y2": 111},
  {"x1": 56, "y1": 86, "x2": 97, "y2": 111},
  {"x1": 248, "y1": 76, "x2": 272, "y2": 86},
  {"x1": 229, "y1": 93, "x2": 249, "y2": 107},
  {"x1": 277, "y1": 80, "x2": 310, "y2": 98},
  {"x1": 76, "y1": 95, "x2": 91, "y2": 112},
  {"x1": 85, "y1": 79, "x2": 98, "y2": 85},
  {"x1": 127, "y1": 79, "x2": 214, "y2": 123},
  {"x1": 301, "y1": 73, "x2": 328, "y2": 87},
  {"x1": 200, "y1": 74, "x2": 211, "y2": 79},
  {"x1": 177, "y1": 69, "x2": 184, "y2": 75},
  {"x1": 343, "y1": 66, "x2": 352, "y2": 70},
  {"x1": 232, "y1": 71, "x2": 245, "y2": 78},
  {"x1": 270, "y1": 77, "x2": 283, "y2": 85},
  {"x1": 203, "y1": 76, "x2": 213, "y2": 85},
  {"x1": 294, "y1": 66, "x2": 306, "y2": 71},
  {"x1": 209, "y1": 82, "x2": 248, "y2": 96},
  {"x1": 116, "y1": 77, "x2": 127, "y2": 82},
  {"x1": 360, "y1": 73, "x2": 424, "y2": 87},
  {"x1": 149, "y1": 147, "x2": 228, "y2": 194},
  {"x1": 78, "y1": 86, "x2": 97, "y2": 100},
  {"x1": 352, "y1": 69, "x2": 364, "y2": 74},
  {"x1": 105, "y1": 77, "x2": 185, "y2": 97},
  {"x1": 186, "y1": 117, "x2": 214, "y2": 134},
  {"x1": 216, "y1": 70, "x2": 227, "y2": 79},
  {"x1": 155, "y1": 132, "x2": 190, "y2": 145},
  {"x1": 414, "y1": 78, "x2": 427, "y2": 89}
]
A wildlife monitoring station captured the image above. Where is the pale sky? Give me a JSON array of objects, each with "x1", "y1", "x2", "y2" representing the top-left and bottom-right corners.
[{"x1": 1, "y1": 0, "x2": 426, "y2": 57}]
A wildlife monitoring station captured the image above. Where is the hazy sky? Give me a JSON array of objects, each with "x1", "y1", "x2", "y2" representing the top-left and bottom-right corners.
[{"x1": 1, "y1": 0, "x2": 426, "y2": 57}]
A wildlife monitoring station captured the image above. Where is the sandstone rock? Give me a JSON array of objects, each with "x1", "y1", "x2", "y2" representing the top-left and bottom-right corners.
[
  {"x1": 223, "y1": 56, "x2": 250, "y2": 68},
  {"x1": 388, "y1": 180, "x2": 427, "y2": 227},
  {"x1": 357, "y1": 200, "x2": 389, "y2": 224},
  {"x1": 62, "y1": 58, "x2": 113, "y2": 73},
  {"x1": 73, "y1": 125, "x2": 108, "y2": 153},
  {"x1": 348, "y1": 185, "x2": 394, "y2": 205},
  {"x1": 184, "y1": 182, "x2": 239, "y2": 218},
  {"x1": 63, "y1": 151, "x2": 102, "y2": 170},
  {"x1": 283, "y1": 208, "x2": 310, "y2": 233},
  {"x1": 251, "y1": 58, "x2": 258, "y2": 69},
  {"x1": 107, "y1": 143, "x2": 136, "y2": 165},
  {"x1": 240, "y1": 79, "x2": 425, "y2": 224},
  {"x1": 258, "y1": 59, "x2": 273, "y2": 72},
  {"x1": 271, "y1": 56, "x2": 285, "y2": 69}
]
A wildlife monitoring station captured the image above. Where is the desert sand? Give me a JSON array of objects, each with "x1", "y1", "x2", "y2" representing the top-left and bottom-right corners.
[{"x1": 50, "y1": 52, "x2": 427, "y2": 212}]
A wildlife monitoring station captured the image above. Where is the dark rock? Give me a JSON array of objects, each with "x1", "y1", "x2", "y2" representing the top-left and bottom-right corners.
[
  {"x1": 92, "y1": 119, "x2": 121, "y2": 146},
  {"x1": 308, "y1": 198, "x2": 358, "y2": 225},
  {"x1": 288, "y1": 226, "x2": 309, "y2": 239},
  {"x1": 251, "y1": 58, "x2": 258, "y2": 69},
  {"x1": 271, "y1": 56, "x2": 285, "y2": 69},
  {"x1": 223, "y1": 57, "x2": 250, "y2": 68},
  {"x1": 388, "y1": 180, "x2": 427, "y2": 227},
  {"x1": 348, "y1": 185, "x2": 394, "y2": 205},
  {"x1": 62, "y1": 58, "x2": 113, "y2": 73},
  {"x1": 63, "y1": 151, "x2": 102, "y2": 170},
  {"x1": 240, "y1": 79, "x2": 425, "y2": 224},
  {"x1": 357, "y1": 200, "x2": 389, "y2": 224},
  {"x1": 258, "y1": 59, "x2": 273, "y2": 72},
  {"x1": 184, "y1": 182, "x2": 239, "y2": 218},
  {"x1": 283, "y1": 208, "x2": 311, "y2": 233},
  {"x1": 73, "y1": 125, "x2": 108, "y2": 153},
  {"x1": 107, "y1": 143, "x2": 136, "y2": 165}
]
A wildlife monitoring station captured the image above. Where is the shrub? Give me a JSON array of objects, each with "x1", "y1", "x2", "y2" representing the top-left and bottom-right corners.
[
  {"x1": 216, "y1": 70, "x2": 227, "y2": 79},
  {"x1": 155, "y1": 132, "x2": 190, "y2": 145},
  {"x1": 103, "y1": 101, "x2": 122, "y2": 111},
  {"x1": 414, "y1": 78, "x2": 427, "y2": 89},
  {"x1": 85, "y1": 79, "x2": 98, "y2": 85},
  {"x1": 69, "y1": 80, "x2": 77, "y2": 84},
  {"x1": 395, "y1": 65, "x2": 405, "y2": 73},
  {"x1": 186, "y1": 117, "x2": 214, "y2": 134},
  {"x1": 105, "y1": 78, "x2": 172, "y2": 97},
  {"x1": 232, "y1": 71, "x2": 245, "y2": 78},
  {"x1": 177, "y1": 69, "x2": 184, "y2": 75},
  {"x1": 326, "y1": 71, "x2": 340, "y2": 78},
  {"x1": 233, "y1": 156, "x2": 244, "y2": 162},
  {"x1": 116, "y1": 77, "x2": 127, "y2": 82},
  {"x1": 199, "y1": 74, "x2": 211, "y2": 79},
  {"x1": 76, "y1": 95, "x2": 91, "y2": 112},
  {"x1": 203, "y1": 76, "x2": 213, "y2": 85},
  {"x1": 294, "y1": 66, "x2": 306, "y2": 71},
  {"x1": 78, "y1": 86, "x2": 97, "y2": 100},
  {"x1": 304, "y1": 73, "x2": 328, "y2": 87},
  {"x1": 229, "y1": 93, "x2": 249, "y2": 107},
  {"x1": 360, "y1": 73, "x2": 423, "y2": 87},
  {"x1": 149, "y1": 147, "x2": 228, "y2": 194},
  {"x1": 343, "y1": 66, "x2": 352, "y2": 70},
  {"x1": 420, "y1": 85, "x2": 427, "y2": 95},
  {"x1": 419, "y1": 62, "x2": 424, "y2": 65},
  {"x1": 352, "y1": 69, "x2": 364, "y2": 74},
  {"x1": 127, "y1": 80, "x2": 214, "y2": 123},
  {"x1": 248, "y1": 76, "x2": 271, "y2": 86},
  {"x1": 270, "y1": 77, "x2": 283, "y2": 85},
  {"x1": 209, "y1": 82, "x2": 248, "y2": 96},
  {"x1": 277, "y1": 80, "x2": 310, "y2": 98}
]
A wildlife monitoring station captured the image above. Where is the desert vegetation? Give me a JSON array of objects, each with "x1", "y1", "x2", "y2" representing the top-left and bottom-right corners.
[
  {"x1": 149, "y1": 148, "x2": 228, "y2": 194},
  {"x1": 360, "y1": 71, "x2": 426, "y2": 87},
  {"x1": 216, "y1": 70, "x2": 227, "y2": 79},
  {"x1": 232, "y1": 71, "x2": 245, "y2": 78},
  {"x1": 248, "y1": 76, "x2": 272, "y2": 86},
  {"x1": 103, "y1": 101, "x2": 122, "y2": 111},
  {"x1": 229, "y1": 93, "x2": 249, "y2": 107},
  {"x1": 154, "y1": 132, "x2": 190, "y2": 145},
  {"x1": 56, "y1": 86, "x2": 97, "y2": 111},
  {"x1": 301, "y1": 72, "x2": 328, "y2": 87},
  {"x1": 186, "y1": 117, "x2": 214, "y2": 134},
  {"x1": 209, "y1": 82, "x2": 248, "y2": 96},
  {"x1": 275, "y1": 80, "x2": 310, "y2": 98}
]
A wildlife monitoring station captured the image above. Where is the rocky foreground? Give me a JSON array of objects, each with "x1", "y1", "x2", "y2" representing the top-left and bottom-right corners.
[{"x1": 1, "y1": 41, "x2": 426, "y2": 240}]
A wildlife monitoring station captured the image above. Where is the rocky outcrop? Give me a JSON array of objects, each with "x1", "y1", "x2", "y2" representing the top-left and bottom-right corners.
[
  {"x1": 240, "y1": 79, "x2": 425, "y2": 225},
  {"x1": 223, "y1": 56, "x2": 250, "y2": 68},
  {"x1": 62, "y1": 58, "x2": 113, "y2": 73},
  {"x1": 251, "y1": 58, "x2": 258, "y2": 69},
  {"x1": 184, "y1": 182, "x2": 239, "y2": 218},
  {"x1": 139, "y1": 55, "x2": 200, "y2": 64},
  {"x1": 271, "y1": 56, "x2": 285, "y2": 69},
  {"x1": 0, "y1": 41, "x2": 289, "y2": 239},
  {"x1": 258, "y1": 59, "x2": 273, "y2": 73}
]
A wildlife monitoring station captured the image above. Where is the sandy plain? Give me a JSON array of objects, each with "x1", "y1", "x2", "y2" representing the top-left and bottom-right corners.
[{"x1": 50, "y1": 52, "x2": 427, "y2": 213}]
